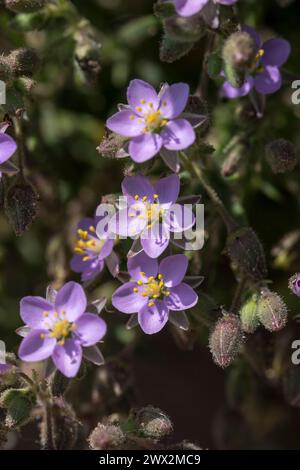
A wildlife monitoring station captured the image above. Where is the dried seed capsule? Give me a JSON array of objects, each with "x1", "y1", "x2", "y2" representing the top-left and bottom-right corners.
[
  {"x1": 88, "y1": 423, "x2": 125, "y2": 450},
  {"x1": 265, "y1": 139, "x2": 297, "y2": 174},
  {"x1": 5, "y1": 0, "x2": 46, "y2": 13},
  {"x1": 135, "y1": 406, "x2": 173, "y2": 439},
  {"x1": 209, "y1": 313, "x2": 243, "y2": 368},
  {"x1": 226, "y1": 227, "x2": 267, "y2": 281},
  {"x1": 239, "y1": 294, "x2": 259, "y2": 334},
  {"x1": 257, "y1": 289, "x2": 288, "y2": 332}
]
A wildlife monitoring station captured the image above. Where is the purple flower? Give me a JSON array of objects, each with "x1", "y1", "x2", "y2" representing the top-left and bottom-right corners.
[
  {"x1": 289, "y1": 273, "x2": 300, "y2": 298},
  {"x1": 106, "y1": 80, "x2": 195, "y2": 164},
  {"x1": 221, "y1": 25, "x2": 291, "y2": 98},
  {"x1": 0, "y1": 122, "x2": 18, "y2": 179},
  {"x1": 174, "y1": 0, "x2": 237, "y2": 28},
  {"x1": 70, "y1": 216, "x2": 114, "y2": 282},
  {"x1": 18, "y1": 282, "x2": 107, "y2": 378},
  {"x1": 109, "y1": 174, "x2": 195, "y2": 258},
  {"x1": 112, "y1": 252, "x2": 198, "y2": 335}
]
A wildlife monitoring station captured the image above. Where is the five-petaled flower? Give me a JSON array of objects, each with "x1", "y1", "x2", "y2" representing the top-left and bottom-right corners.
[
  {"x1": 70, "y1": 216, "x2": 114, "y2": 282},
  {"x1": 109, "y1": 174, "x2": 195, "y2": 258},
  {"x1": 221, "y1": 25, "x2": 291, "y2": 98},
  {"x1": 106, "y1": 79, "x2": 195, "y2": 164},
  {"x1": 174, "y1": 0, "x2": 238, "y2": 28},
  {"x1": 112, "y1": 252, "x2": 198, "y2": 334},
  {"x1": 18, "y1": 282, "x2": 107, "y2": 377},
  {"x1": 0, "y1": 122, "x2": 18, "y2": 179}
]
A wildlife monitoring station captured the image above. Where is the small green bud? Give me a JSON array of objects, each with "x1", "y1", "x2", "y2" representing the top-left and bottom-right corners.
[
  {"x1": 209, "y1": 312, "x2": 243, "y2": 368},
  {"x1": 257, "y1": 289, "x2": 288, "y2": 332},
  {"x1": 226, "y1": 227, "x2": 267, "y2": 281},
  {"x1": 135, "y1": 406, "x2": 173, "y2": 439},
  {"x1": 265, "y1": 139, "x2": 297, "y2": 174},
  {"x1": 88, "y1": 423, "x2": 125, "y2": 450},
  {"x1": 205, "y1": 51, "x2": 223, "y2": 80},
  {"x1": 5, "y1": 179, "x2": 39, "y2": 236},
  {"x1": 222, "y1": 32, "x2": 256, "y2": 88},
  {"x1": 15, "y1": 76, "x2": 36, "y2": 94},
  {"x1": 5, "y1": 0, "x2": 46, "y2": 13},
  {"x1": 6, "y1": 48, "x2": 40, "y2": 77},
  {"x1": 239, "y1": 294, "x2": 259, "y2": 333},
  {"x1": 10, "y1": 10, "x2": 47, "y2": 31},
  {"x1": 0, "y1": 388, "x2": 35, "y2": 428},
  {"x1": 160, "y1": 35, "x2": 194, "y2": 63}
]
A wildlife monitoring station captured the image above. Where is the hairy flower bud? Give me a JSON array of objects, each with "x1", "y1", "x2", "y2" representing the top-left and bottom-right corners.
[
  {"x1": 239, "y1": 294, "x2": 259, "y2": 333},
  {"x1": 265, "y1": 139, "x2": 297, "y2": 174},
  {"x1": 0, "y1": 57, "x2": 13, "y2": 82},
  {"x1": 226, "y1": 227, "x2": 267, "y2": 281},
  {"x1": 5, "y1": 179, "x2": 39, "y2": 236},
  {"x1": 209, "y1": 313, "x2": 243, "y2": 368},
  {"x1": 6, "y1": 48, "x2": 40, "y2": 77},
  {"x1": 135, "y1": 406, "x2": 173, "y2": 439},
  {"x1": 5, "y1": 0, "x2": 46, "y2": 13},
  {"x1": 289, "y1": 273, "x2": 300, "y2": 297},
  {"x1": 15, "y1": 76, "x2": 36, "y2": 94},
  {"x1": 88, "y1": 423, "x2": 125, "y2": 450},
  {"x1": 0, "y1": 388, "x2": 35, "y2": 428},
  {"x1": 222, "y1": 31, "x2": 256, "y2": 87},
  {"x1": 257, "y1": 289, "x2": 288, "y2": 332},
  {"x1": 97, "y1": 131, "x2": 128, "y2": 159}
]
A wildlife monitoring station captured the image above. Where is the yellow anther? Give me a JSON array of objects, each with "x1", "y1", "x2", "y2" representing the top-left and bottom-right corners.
[
  {"x1": 135, "y1": 106, "x2": 142, "y2": 112},
  {"x1": 160, "y1": 119, "x2": 168, "y2": 127},
  {"x1": 153, "y1": 294, "x2": 159, "y2": 299},
  {"x1": 133, "y1": 287, "x2": 138, "y2": 293},
  {"x1": 153, "y1": 194, "x2": 158, "y2": 199},
  {"x1": 142, "y1": 196, "x2": 147, "y2": 201},
  {"x1": 59, "y1": 339, "x2": 65, "y2": 346},
  {"x1": 162, "y1": 100, "x2": 167, "y2": 107},
  {"x1": 139, "y1": 271, "x2": 145, "y2": 276},
  {"x1": 165, "y1": 291, "x2": 170, "y2": 296},
  {"x1": 158, "y1": 274, "x2": 163, "y2": 280},
  {"x1": 78, "y1": 229, "x2": 88, "y2": 240},
  {"x1": 43, "y1": 311, "x2": 48, "y2": 317},
  {"x1": 149, "y1": 102, "x2": 153, "y2": 108},
  {"x1": 71, "y1": 323, "x2": 77, "y2": 330},
  {"x1": 53, "y1": 312, "x2": 58, "y2": 317},
  {"x1": 140, "y1": 98, "x2": 146, "y2": 104},
  {"x1": 147, "y1": 223, "x2": 152, "y2": 229},
  {"x1": 137, "y1": 280, "x2": 143, "y2": 286},
  {"x1": 74, "y1": 247, "x2": 84, "y2": 254},
  {"x1": 40, "y1": 333, "x2": 45, "y2": 339},
  {"x1": 83, "y1": 256, "x2": 90, "y2": 262},
  {"x1": 129, "y1": 114, "x2": 135, "y2": 120},
  {"x1": 134, "y1": 195, "x2": 139, "y2": 200},
  {"x1": 61, "y1": 310, "x2": 66, "y2": 315},
  {"x1": 89, "y1": 226, "x2": 95, "y2": 232},
  {"x1": 148, "y1": 276, "x2": 154, "y2": 282},
  {"x1": 148, "y1": 301, "x2": 154, "y2": 307},
  {"x1": 159, "y1": 281, "x2": 164, "y2": 288},
  {"x1": 141, "y1": 293, "x2": 148, "y2": 297}
]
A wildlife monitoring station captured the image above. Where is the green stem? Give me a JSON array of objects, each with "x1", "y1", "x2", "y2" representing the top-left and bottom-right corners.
[{"x1": 230, "y1": 275, "x2": 246, "y2": 313}]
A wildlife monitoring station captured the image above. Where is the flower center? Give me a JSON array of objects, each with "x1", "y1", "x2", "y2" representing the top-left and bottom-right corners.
[
  {"x1": 41, "y1": 310, "x2": 77, "y2": 345},
  {"x1": 130, "y1": 99, "x2": 168, "y2": 133},
  {"x1": 130, "y1": 194, "x2": 165, "y2": 229},
  {"x1": 74, "y1": 225, "x2": 104, "y2": 262},
  {"x1": 132, "y1": 273, "x2": 170, "y2": 308},
  {"x1": 252, "y1": 48, "x2": 265, "y2": 73}
]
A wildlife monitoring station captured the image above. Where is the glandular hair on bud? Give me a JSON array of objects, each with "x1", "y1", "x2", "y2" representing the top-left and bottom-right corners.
[
  {"x1": 135, "y1": 406, "x2": 173, "y2": 439},
  {"x1": 239, "y1": 294, "x2": 259, "y2": 333},
  {"x1": 5, "y1": 0, "x2": 46, "y2": 13},
  {"x1": 88, "y1": 423, "x2": 125, "y2": 450},
  {"x1": 226, "y1": 227, "x2": 267, "y2": 281},
  {"x1": 209, "y1": 313, "x2": 243, "y2": 368},
  {"x1": 257, "y1": 289, "x2": 288, "y2": 332},
  {"x1": 265, "y1": 139, "x2": 297, "y2": 174},
  {"x1": 6, "y1": 48, "x2": 40, "y2": 77}
]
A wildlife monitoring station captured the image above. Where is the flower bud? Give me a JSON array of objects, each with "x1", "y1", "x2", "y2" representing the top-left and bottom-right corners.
[
  {"x1": 0, "y1": 57, "x2": 13, "y2": 82},
  {"x1": 74, "y1": 33, "x2": 101, "y2": 84},
  {"x1": 5, "y1": 179, "x2": 39, "y2": 236},
  {"x1": 222, "y1": 31, "x2": 256, "y2": 88},
  {"x1": 15, "y1": 76, "x2": 36, "y2": 95},
  {"x1": 265, "y1": 139, "x2": 297, "y2": 174},
  {"x1": 88, "y1": 423, "x2": 125, "y2": 450},
  {"x1": 135, "y1": 406, "x2": 173, "y2": 439},
  {"x1": 289, "y1": 273, "x2": 300, "y2": 297},
  {"x1": 209, "y1": 312, "x2": 243, "y2": 368},
  {"x1": 97, "y1": 131, "x2": 128, "y2": 159},
  {"x1": 226, "y1": 227, "x2": 267, "y2": 281},
  {"x1": 257, "y1": 289, "x2": 288, "y2": 332},
  {"x1": 6, "y1": 48, "x2": 40, "y2": 77},
  {"x1": 221, "y1": 141, "x2": 247, "y2": 177},
  {"x1": 163, "y1": 15, "x2": 205, "y2": 43},
  {"x1": 160, "y1": 35, "x2": 193, "y2": 63},
  {"x1": 5, "y1": 0, "x2": 46, "y2": 13},
  {"x1": 0, "y1": 388, "x2": 35, "y2": 428},
  {"x1": 239, "y1": 294, "x2": 259, "y2": 333}
]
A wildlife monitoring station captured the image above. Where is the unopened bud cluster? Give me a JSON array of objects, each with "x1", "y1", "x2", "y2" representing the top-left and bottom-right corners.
[{"x1": 134, "y1": 405, "x2": 173, "y2": 439}]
